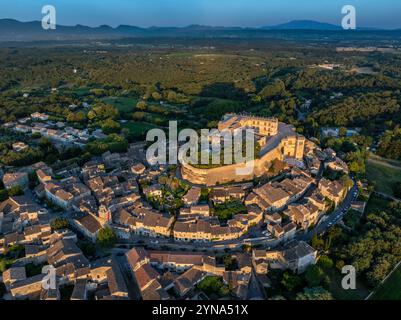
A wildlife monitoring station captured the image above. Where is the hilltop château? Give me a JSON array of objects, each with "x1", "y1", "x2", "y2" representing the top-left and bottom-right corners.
[
  {"x1": 181, "y1": 114, "x2": 306, "y2": 186},
  {"x1": 218, "y1": 113, "x2": 279, "y2": 137}
]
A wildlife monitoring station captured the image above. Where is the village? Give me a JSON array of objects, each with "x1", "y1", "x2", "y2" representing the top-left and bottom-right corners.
[
  {"x1": 4, "y1": 111, "x2": 107, "y2": 149},
  {"x1": 0, "y1": 113, "x2": 360, "y2": 300}
]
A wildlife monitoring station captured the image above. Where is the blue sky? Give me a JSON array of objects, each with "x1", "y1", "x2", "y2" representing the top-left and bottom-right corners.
[{"x1": 1, "y1": 0, "x2": 401, "y2": 28}]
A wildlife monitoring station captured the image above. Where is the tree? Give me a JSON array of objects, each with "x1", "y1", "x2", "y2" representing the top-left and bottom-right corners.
[
  {"x1": 296, "y1": 287, "x2": 334, "y2": 300},
  {"x1": 28, "y1": 171, "x2": 39, "y2": 189},
  {"x1": 196, "y1": 276, "x2": 229, "y2": 297},
  {"x1": 97, "y1": 227, "x2": 117, "y2": 248},
  {"x1": 39, "y1": 137, "x2": 53, "y2": 150},
  {"x1": 214, "y1": 200, "x2": 247, "y2": 222},
  {"x1": 136, "y1": 101, "x2": 147, "y2": 111},
  {"x1": 305, "y1": 265, "x2": 325, "y2": 287},
  {"x1": 223, "y1": 255, "x2": 238, "y2": 271},
  {"x1": 31, "y1": 132, "x2": 42, "y2": 139},
  {"x1": 86, "y1": 134, "x2": 128, "y2": 155},
  {"x1": 366, "y1": 256, "x2": 392, "y2": 286},
  {"x1": 132, "y1": 111, "x2": 146, "y2": 121},
  {"x1": 88, "y1": 104, "x2": 119, "y2": 121},
  {"x1": 339, "y1": 127, "x2": 347, "y2": 137},
  {"x1": 281, "y1": 271, "x2": 303, "y2": 292},
  {"x1": 311, "y1": 234, "x2": 324, "y2": 250},
  {"x1": 340, "y1": 175, "x2": 354, "y2": 190},
  {"x1": 8, "y1": 244, "x2": 25, "y2": 258},
  {"x1": 0, "y1": 189, "x2": 8, "y2": 202},
  {"x1": 165, "y1": 90, "x2": 177, "y2": 102},
  {"x1": 7, "y1": 185, "x2": 23, "y2": 197},
  {"x1": 0, "y1": 260, "x2": 8, "y2": 273},
  {"x1": 318, "y1": 255, "x2": 334, "y2": 269},
  {"x1": 259, "y1": 80, "x2": 286, "y2": 99},
  {"x1": 101, "y1": 118, "x2": 121, "y2": 134},
  {"x1": 206, "y1": 120, "x2": 219, "y2": 129},
  {"x1": 79, "y1": 241, "x2": 96, "y2": 258},
  {"x1": 67, "y1": 111, "x2": 86, "y2": 123},
  {"x1": 335, "y1": 260, "x2": 345, "y2": 272},
  {"x1": 51, "y1": 218, "x2": 69, "y2": 230},
  {"x1": 151, "y1": 91, "x2": 162, "y2": 101}
]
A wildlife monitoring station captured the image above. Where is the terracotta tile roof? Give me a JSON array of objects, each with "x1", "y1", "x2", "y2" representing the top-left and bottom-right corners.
[
  {"x1": 2, "y1": 172, "x2": 28, "y2": 186},
  {"x1": 254, "y1": 183, "x2": 290, "y2": 205},
  {"x1": 283, "y1": 241, "x2": 316, "y2": 262},
  {"x1": 211, "y1": 188, "x2": 229, "y2": 199},
  {"x1": 126, "y1": 247, "x2": 149, "y2": 269},
  {"x1": 141, "y1": 280, "x2": 169, "y2": 300},
  {"x1": 149, "y1": 251, "x2": 205, "y2": 266},
  {"x1": 106, "y1": 266, "x2": 128, "y2": 296},
  {"x1": 174, "y1": 267, "x2": 206, "y2": 296},
  {"x1": 24, "y1": 225, "x2": 42, "y2": 237},
  {"x1": 71, "y1": 279, "x2": 87, "y2": 300},
  {"x1": 36, "y1": 169, "x2": 51, "y2": 181},
  {"x1": 183, "y1": 187, "x2": 201, "y2": 204},
  {"x1": 3, "y1": 267, "x2": 27, "y2": 283},
  {"x1": 76, "y1": 213, "x2": 102, "y2": 234},
  {"x1": 134, "y1": 264, "x2": 160, "y2": 289}
]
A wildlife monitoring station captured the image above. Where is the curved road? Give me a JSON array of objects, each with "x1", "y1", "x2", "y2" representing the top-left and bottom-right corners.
[{"x1": 301, "y1": 180, "x2": 359, "y2": 242}]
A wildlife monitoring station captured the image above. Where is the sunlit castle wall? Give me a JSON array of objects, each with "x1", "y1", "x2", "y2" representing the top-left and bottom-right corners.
[{"x1": 181, "y1": 134, "x2": 305, "y2": 186}]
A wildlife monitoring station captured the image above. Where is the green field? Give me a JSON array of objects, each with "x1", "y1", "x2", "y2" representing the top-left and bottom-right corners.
[
  {"x1": 71, "y1": 87, "x2": 91, "y2": 97},
  {"x1": 102, "y1": 96, "x2": 138, "y2": 114},
  {"x1": 366, "y1": 156, "x2": 401, "y2": 196},
  {"x1": 370, "y1": 263, "x2": 401, "y2": 300},
  {"x1": 363, "y1": 194, "x2": 401, "y2": 300},
  {"x1": 364, "y1": 193, "x2": 391, "y2": 215},
  {"x1": 58, "y1": 87, "x2": 91, "y2": 97},
  {"x1": 122, "y1": 121, "x2": 157, "y2": 138}
]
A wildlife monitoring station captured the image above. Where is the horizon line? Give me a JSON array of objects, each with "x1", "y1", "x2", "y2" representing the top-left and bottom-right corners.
[{"x1": 1, "y1": 18, "x2": 400, "y2": 31}]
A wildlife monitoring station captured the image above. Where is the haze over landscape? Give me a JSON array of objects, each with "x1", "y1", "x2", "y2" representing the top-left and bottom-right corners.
[{"x1": 1, "y1": 0, "x2": 401, "y2": 29}]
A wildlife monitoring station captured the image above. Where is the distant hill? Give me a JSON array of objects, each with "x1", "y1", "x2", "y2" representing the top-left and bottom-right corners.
[
  {"x1": 0, "y1": 18, "x2": 395, "y2": 42},
  {"x1": 263, "y1": 20, "x2": 342, "y2": 30}
]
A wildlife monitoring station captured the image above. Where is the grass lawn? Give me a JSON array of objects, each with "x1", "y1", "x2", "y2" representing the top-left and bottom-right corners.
[
  {"x1": 366, "y1": 155, "x2": 401, "y2": 196},
  {"x1": 326, "y1": 268, "x2": 370, "y2": 300},
  {"x1": 122, "y1": 121, "x2": 158, "y2": 138},
  {"x1": 370, "y1": 263, "x2": 401, "y2": 300},
  {"x1": 364, "y1": 194, "x2": 391, "y2": 215},
  {"x1": 102, "y1": 96, "x2": 138, "y2": 114},
  {"x1": 71, "y1": 87, "x2": 91, "y2": 97}
]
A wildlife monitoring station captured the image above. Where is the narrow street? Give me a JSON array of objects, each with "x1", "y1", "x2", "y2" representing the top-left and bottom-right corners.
[{"x1": 113, "y1": 253, "x2": 142, "y2": 300}]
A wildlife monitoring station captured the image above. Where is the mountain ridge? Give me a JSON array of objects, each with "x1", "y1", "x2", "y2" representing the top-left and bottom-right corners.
[{"x1": 0, "y1": 18, "x2": 397, "y2": 42}]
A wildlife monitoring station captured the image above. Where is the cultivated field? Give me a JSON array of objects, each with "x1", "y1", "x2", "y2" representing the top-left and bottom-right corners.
[
  {"x1": 370, "y1": 263, "x2": 401, "y2": 300},
  {"x1": 366, "y1": 155, "x2": 401, "y2": 197}
]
